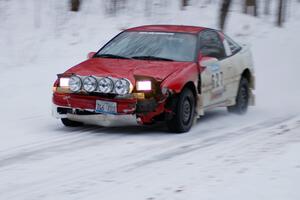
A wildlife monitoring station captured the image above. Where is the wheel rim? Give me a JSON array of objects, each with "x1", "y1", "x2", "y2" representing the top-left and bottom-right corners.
[{"x1": 182, "y1": 98, "x2": 192, "y2": 124}]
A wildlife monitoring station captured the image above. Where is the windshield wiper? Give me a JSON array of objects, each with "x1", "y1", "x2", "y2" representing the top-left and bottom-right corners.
[
  {"x1": 131, "y1": 56, "x2": 174, "y2": 61},
  {"x1": 95, "y1": 54, "x2": 131, "y2": 59}
]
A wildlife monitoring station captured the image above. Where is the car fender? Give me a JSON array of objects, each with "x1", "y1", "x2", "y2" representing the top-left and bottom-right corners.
[
  {"x1": 237, "y1": 44, "x2": 255, "y2": 87},
  {"x1": 161, "y1": 63, "x2": 199, "y2": 94}
]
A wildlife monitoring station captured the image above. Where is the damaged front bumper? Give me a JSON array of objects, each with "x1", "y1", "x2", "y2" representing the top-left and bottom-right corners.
[
  {"x1": 52, "y1": 92, "x2": 167, "y2": 126},
  {"x1": 52, "y1": 104, "x2": 139, "y2": 127}
]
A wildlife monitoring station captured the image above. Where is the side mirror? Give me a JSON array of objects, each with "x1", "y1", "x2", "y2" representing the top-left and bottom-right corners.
[
  {"x1": 199, "y1": 56, "x2": 218, "y2": 68},
  {"x1": 87, "y1": 52, "x2": 96, "y2": 59}
]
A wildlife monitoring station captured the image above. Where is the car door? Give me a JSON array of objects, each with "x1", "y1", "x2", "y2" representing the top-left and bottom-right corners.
[
  {"x1": 198, "y1": 30, "x2": 229, "y2": 108},
  {"x1": 222, "y1": 34, "x2": 245, "y2": 100}
]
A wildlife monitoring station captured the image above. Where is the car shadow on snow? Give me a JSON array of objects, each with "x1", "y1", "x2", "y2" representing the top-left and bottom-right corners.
[{"x1": 51, "y1": 108, "x2": 232, "y2": 136}]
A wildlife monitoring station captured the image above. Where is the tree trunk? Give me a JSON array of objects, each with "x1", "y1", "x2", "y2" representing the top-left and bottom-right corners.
[
  {"x1": 254, "y1": 0, "x2": 258, "y2": 16},
  {"x1": 244, "y1": 0, "x2": 258, "y2": 16},
  {"x1": 70, "y1": 0, "x2": 80, "y2": 12},
  {"x1": 264, "y1": 0, "x2": 271, "y2": 15},
  {"x1": 277, "y1": 0, "x2": 286, "y2": 27},
  {"x1": 111, "y1": 0, "x2": 118, "y2": 15},
  {"x1": 181, "y1": 0, "x2": 189, "y2": 10},
  {"x1": 219, "y1": 0, "x2": 232, "y2": 31}
]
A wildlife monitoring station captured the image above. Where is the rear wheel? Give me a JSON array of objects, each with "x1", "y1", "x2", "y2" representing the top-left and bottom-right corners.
[
  {"x1": 61, "y1": 118, "x2": 83, "y2": 127},
  {"x1": 227, "y1": 77, "x2": 249, "y2": 114},
  {"x1": 166, "y1": 88, "x2": 195, "y2": 133}
]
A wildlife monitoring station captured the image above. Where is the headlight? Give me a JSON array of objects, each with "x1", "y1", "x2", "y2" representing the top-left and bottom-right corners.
[
  {"x1": 115, "y1": 79, "x2": 130, "y2": 94},
  {"x1": 69, "y1": 75, "x2": 82, "y2": 92},
  {"x1": 98, "y1": 77, "x2": 114, "y2": 93},
  {"x1": 136, "y1": 80, "x2": 152, "y2": 91},
  {"x1": 83, "y1": 76, "x2": 97, "y2": 92},
  {"x1": 59, "y1": 77, "x2": 70, "y2": 87}
]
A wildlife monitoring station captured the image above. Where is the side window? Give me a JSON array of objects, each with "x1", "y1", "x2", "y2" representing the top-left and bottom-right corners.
[
  {"x1": 224, "y1": 34, "x2": 241, "y2": 55},
  {"x1": 198, "y1": 30, "x2": 226, "y2": 60},
  {"x1": 223, "y1": 39, "x2": 233, "y2": 57}
]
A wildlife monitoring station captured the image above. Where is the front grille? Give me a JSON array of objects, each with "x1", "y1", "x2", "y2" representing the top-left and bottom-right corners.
[
  {"x1": 57, "y1": 107, "x2": 97, "y2": 115},
  {"x1": 88, "y1": 92, "x2": 117, "y2": 99},
  {"x1": 57, "y1": 107, "x2": 71, "y2": 114}
]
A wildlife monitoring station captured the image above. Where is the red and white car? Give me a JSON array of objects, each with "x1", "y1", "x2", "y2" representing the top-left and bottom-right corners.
[{"x1": 52, "y1": 25, "x2": 255, "y2": 133}]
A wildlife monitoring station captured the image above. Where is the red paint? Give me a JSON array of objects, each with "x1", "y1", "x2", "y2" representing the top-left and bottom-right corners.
[
  {"x1": 161, "y1": 63, "x2": 199, "y2": 93},
  {"x1": 65, "y1": 58, "x2": 194, "y2": 84},
  {"x1": 127, "y1": 25, "x2": 206, "y2": 34},
  {"x1": 53, "y1": 79, "x2": 59, "y2": 87},
  {"x1": 53, "y1": 92, "x2": 167, "y2": 124},
  {"x1": 197, "y1": 52, "x2": 207, "y2": 73},
  {"x1": 53, "y1": 93, "x2": 137, "y2": 114},
  {"x1": 218, "y1": 31, "x2": 225, "y2": 41},
  {"x1": 87, "y1": 52, "x2": 96, "y2": 59},
  {"x1": 139, "y1": 102, "x2": 166, "y2": 124}
]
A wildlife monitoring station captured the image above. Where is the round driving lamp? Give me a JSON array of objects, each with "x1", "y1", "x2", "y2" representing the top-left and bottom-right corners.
[
  {"x1": 115, "y1": 79, "x2": 130, "y2": 95},
  {"x1": 69, "y1": 75, "x2": 82, "y2": 92},
  {"x1": 83, "y1": 76, "x2": 98, "y2": 92},
  {"x1": 98, "y1": 77, "x2": 114, "y2": 93}
]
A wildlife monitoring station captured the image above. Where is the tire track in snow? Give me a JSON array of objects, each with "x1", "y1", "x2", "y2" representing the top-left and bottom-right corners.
[
  {"x1": 0, "y1": 111, "x2": 230, "y2": 168},
  {"x1": 0, "y1": 129, "x2": 127, "y2": 168},
  {"x1": 117, "y1": 114, "x2": 298, "y2": 173},
  {"x1": 1, "y1": 115, "x2": 298, "y2": 200},
  {"x1": 0, "y1": 114, "x2": 296, "y2": 169}
]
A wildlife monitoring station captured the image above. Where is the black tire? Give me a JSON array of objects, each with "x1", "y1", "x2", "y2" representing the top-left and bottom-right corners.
[
  {"x1": 61, "y1": 118, "x2": 83, "y2": 127},
  {"x1": 227, "y1": 77, "x2": 249, "y2": 114},
  {"x1": 166, "y1": 88, "x2": 195, "y2": 133}
]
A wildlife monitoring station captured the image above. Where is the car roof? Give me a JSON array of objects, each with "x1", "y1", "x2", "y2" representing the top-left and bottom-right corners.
[{"x1": 126, "y1": 25, "x2": 207, "y2": 34}]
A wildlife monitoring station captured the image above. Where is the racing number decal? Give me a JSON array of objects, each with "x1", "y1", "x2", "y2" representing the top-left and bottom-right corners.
[
  {"x1": 207, "y1": 62, "x2": 225, "y2": 100},
  {"x1": 212, "y1": 71, "x2": 224, "y2": 88},
  {"x1": 208, "y1": 62, "x2": 223, "y2": 89}
]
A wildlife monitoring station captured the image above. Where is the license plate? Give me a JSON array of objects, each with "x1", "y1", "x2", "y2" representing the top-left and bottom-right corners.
[{"x1": 95, "y1": 100, "x2": 117, "y2": 114}]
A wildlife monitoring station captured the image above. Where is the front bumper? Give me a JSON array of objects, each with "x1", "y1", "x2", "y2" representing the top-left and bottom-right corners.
[
  {"x1": 53, "y1": 93, "x2": 137, "y2": 114},
  {"x1": 52, "y1": 104, "x2": 139, "y2": 126},
  {"x1": 52, "y1": 92, "x2": 166, "y2": 126}
]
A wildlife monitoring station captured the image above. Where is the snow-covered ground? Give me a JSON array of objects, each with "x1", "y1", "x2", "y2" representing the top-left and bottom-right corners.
[{"x1": 0, "y1": 1, "x2": 300, "y2": 199}]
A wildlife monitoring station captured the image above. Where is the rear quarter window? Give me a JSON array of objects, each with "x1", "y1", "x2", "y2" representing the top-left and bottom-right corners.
[{"x1": 224, "y1": 34, "x2": 241, "y2": 55}]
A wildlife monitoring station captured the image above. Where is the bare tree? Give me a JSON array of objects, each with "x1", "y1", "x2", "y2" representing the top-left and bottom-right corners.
[
  {"x1": 219, "y1": 0, "x2": 232, "y2": 30},
  {"x1": 70, "y1": 0, "x2": 80, "y2": 12},
  {"x1": 181, "y1": 0, "x2": 189, "y2": 10},
  {"x1": 264, "y1": 0, "x2": 271, "y2": 15},
  {"x1": 277, "y1": 0, "x2": 286, "y2": 27},
  {"x1": 244, "y1": 0, "x2": 258, "y2": 16},
  {"x1": 204, "y1": 0, "x2": 213, "y2": 4},
  {"x1": 106, "y1": 0, "x2": 127, "y2": 16},
  {"x1": 110, "y1": 0, "x2": 118, "y2": 15}
]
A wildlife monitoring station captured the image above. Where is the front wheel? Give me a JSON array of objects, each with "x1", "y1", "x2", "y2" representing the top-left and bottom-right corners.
[
  {"x1": 166, "y1": 88, "x2": 195, "y2": 133},
  {"x1": 61, "y1": 118, "x2": 83, "y2": 127},
  {"x1": 227, "y1": 77, "x2": 249, "y2": 114}
]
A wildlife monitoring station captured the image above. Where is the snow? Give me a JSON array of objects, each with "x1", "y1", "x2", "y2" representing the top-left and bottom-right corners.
[{"x1": 0, "y1": 0, "x2": 300, "y2": 199}]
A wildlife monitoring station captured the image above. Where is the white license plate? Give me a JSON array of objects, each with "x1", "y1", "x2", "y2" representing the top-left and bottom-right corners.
[{"x1": 95, "y1": 100, "x2": 117, "y2": 114}]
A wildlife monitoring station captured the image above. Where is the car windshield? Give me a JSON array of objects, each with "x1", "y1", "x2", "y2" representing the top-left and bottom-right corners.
[{"x1": 96, "y1": 31, "x2": 197, "y2": 62}]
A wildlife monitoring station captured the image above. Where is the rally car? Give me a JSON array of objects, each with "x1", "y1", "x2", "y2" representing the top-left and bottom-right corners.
[{"x1": 52, "y1": 25, "x2": 255, "y2": 133}]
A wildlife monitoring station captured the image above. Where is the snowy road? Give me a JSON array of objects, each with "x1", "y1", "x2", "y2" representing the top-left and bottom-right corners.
[
  {"x1": 0, "y1": 110, "x2": 300, "y2": 200},
  {"x1": 1, "y1": 1, "x2": 300, "y2": 199}
]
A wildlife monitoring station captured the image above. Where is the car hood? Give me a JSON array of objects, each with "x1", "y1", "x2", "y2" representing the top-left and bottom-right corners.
[{"x1": 65, "y1": 58, "x2": 194, "y2": 84}]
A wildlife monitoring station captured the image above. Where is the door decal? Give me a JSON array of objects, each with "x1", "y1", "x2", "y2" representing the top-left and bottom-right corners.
[{"x1": 207, "y1": 62, "x2": 225, "y2": 100}]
